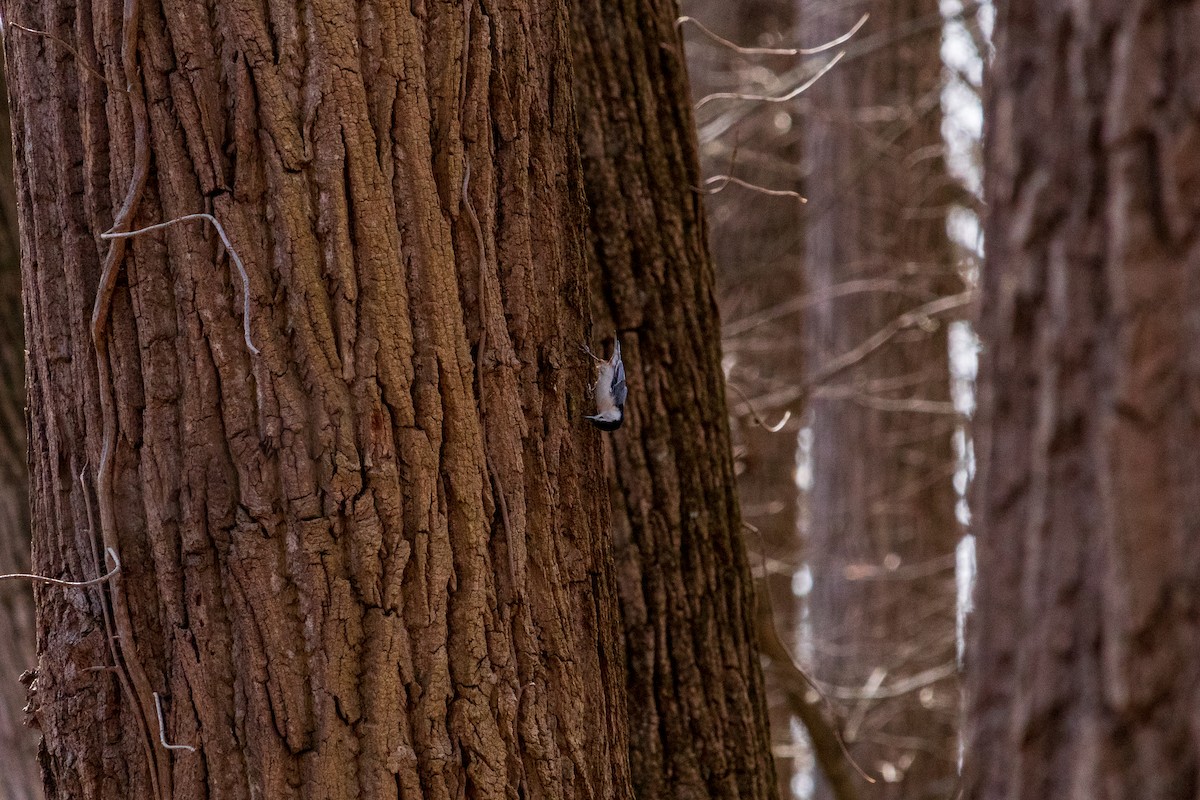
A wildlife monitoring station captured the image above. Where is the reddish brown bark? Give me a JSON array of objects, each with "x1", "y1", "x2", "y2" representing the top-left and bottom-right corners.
[
  {"x1": 569, "y1": 2, "x2": 779, "y2": 798},
  {"x1": 967, "y1": 3, "x2": 1200, "y2": 798},
  {"x1": 8, "y1": 1, "x2": 632, "y2": 798},
  {"x1": 799, "y1": 1, "x2": 961, "y2": 798}
]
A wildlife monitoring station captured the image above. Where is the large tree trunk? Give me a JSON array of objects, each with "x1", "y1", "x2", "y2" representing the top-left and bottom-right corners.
[
  {"x1": 8, "y1": 2, "x2": 632, "y2": 798},
  {"x1": 799, "y1": 1, "x2": 961, "y2": 798},
  {"x1": 0, "y1": 58, "x2": 41, "y2": 800},
  {"x1": 966, "y1": 3, "x2": 1200, "y2": 798},
  {"x1": 569, "y1": 3, "x2": 779, "y2": 799}
]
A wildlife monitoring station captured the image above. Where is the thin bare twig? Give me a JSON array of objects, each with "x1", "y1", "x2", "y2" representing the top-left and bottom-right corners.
[
  {"x1": 152, "y1": 693, "x2": 196, "y2": 753},
  {"x1": 730, "y1": 291, "x2": 973, "y2": 416},
  {"x1": 100, "y1": 213, "x2": 259, "y2": 355},
  {"x1": 677, "y1": 12, "x2": 867, "y2": 57},
  {"x1": 727, "y1": 381, "x2": 790, "y2": 432},
  {"x1": 809, "y1": 291, "x2": 972, "y2": 386},
  {"x1": 698, "y1": 174, "x2": 807, "y2": 203},
  {"x1": 809, "y1": 385, "x2": 961, "y2": 416},
  {"x1": 724, "y1": 278, "x2": 932, "y2": 339},
  {"x1": 695, "y1": 50, "x2": 845, "y2": 110},
  {"x1": 0, "y1": 547, "x2": 120, "y2": 587},
  {"x1": 691, "y1": 128, "x2": 741, "y2": 195},
  {"x1": 814, "y1": 661, "x2": 957, "y2": 701}
]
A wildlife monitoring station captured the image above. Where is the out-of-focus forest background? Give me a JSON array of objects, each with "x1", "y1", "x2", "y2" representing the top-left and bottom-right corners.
[{"x1": 684, "y1": 1, "x2": 984, "y2": 797}]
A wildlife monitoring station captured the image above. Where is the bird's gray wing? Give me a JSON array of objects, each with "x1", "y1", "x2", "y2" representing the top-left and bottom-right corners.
[{"x1": 611, "y1": 345, "x2": 628, "y2": 407}]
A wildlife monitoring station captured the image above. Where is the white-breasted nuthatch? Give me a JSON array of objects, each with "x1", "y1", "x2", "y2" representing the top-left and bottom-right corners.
[{"x1": 583, "y1": 337, "x2": 627, "y2": 431}]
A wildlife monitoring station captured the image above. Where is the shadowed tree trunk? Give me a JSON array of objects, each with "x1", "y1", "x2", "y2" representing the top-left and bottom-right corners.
[
  {"x1": 7, "y1": 1, "x2": 633, "y2": 798},
  {"x1": 799, "y1": 1, "x2": 961, "y2": 798},
  {"x1": 0, "y1": 58, "x2": 41, "y2": 800},
  {"x1": 569, "y1": 2, "x2": 779, "y2": 799},
  {"x1": 966, "y1": 3, "x2": 1200, "y2": 798}
]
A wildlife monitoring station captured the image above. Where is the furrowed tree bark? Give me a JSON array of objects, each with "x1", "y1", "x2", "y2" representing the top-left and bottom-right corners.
[
  {"x1": 569, "y1": 3, "x2": 779, "y2": 799},
  {"x1": 0, "y1": 59, "x2": 42, "y2": 800},
  {"x1": 8, "y1": 2, "x2": 633, "y2": 798},
  {"x1": 799, "y1": 1, "x2": 961, "y2": 798},
  {"x1": 967, "y1": 2, "x2": 1200, "y2": 798}
]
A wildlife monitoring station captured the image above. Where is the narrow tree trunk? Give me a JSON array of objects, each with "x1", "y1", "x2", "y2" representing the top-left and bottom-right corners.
[
  {"x1": 569, "y1": 3, "x2": 779, "y2": 799},
  {"x1": 799, "y1": 1, "x2": 961, "y2": 798},
  {"x1": 8, "y1": 2, "x2": 632, "y2": 798},
  {"x1": 0, "y1": 57, "x2": 41, "y2": 800},
  {"x1": 967, "y1": 3, "x2": 1200, "y2": 798}
]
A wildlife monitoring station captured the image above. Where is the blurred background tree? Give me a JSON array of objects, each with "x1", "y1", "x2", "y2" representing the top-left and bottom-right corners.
[
  {"x1": 797, "y1": 1, "x2": 961, "y2": 797},
  {"x1": 967, "y1": 2, "x2": 1200, "y2": 798}
]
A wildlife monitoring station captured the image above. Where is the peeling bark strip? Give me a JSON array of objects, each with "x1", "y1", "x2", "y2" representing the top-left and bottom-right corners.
[
  {"x1": 967, "y1": 3, "x2": 1200, "y2": 799},
  {"x1": 7, "y1": 1, "x2": 633, "y2": 798},
  {"x1": 569, "y1": 2, "x2": 779, "y2": 798}
]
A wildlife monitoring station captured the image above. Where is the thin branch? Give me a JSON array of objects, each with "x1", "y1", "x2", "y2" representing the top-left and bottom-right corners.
[
  {"x1": 696, "y1": 5, "x2": 980, "y2": 144},
  {"x1": 840, "y1": 552, "x2": 957, "y2": 582},
  {"x1": 692, "y1": 127, "x2": 741, "y2": 195},
  {"x1": 747, "y1": 523, "x2": 875, "y2": 797},
  {"x1": 727, "y1": 381, "x2": 791, "y2": 432},
  {"x1": 809, "y1": 291, "x2": 972, "y2": 386},
  {"x1": 757, "y1": 594, "x2": 876, "y2": 796},
  {"x1": 723, "y1": 278, "x2": 933, "y2": 339},
  {"x1": 100, "y1": 213, "x2": 259, "y2": 355},
  {"x1": 695, "y1": 50, "x2": 845, "y2": 110},
  {"x1": 813, "y1": 662, "x2": 958, "y2": 701},
  {"x1": 152, "y1": 693, "x2": 196, "y2": 753},
  {"x1": 0, "y1": 547, "x2": 120, "y2": 588},
  {"x1": 731, "y1": 291, "x2": 974, "y2": 416},
  {"x1": 677, "y1": 12, "x2": 868, "y2": 57},
  {"x1": 809, "y1": 386, "x2": 962, "y2": 416},
  {"x1": 698, "y1": 175, "x2": 807, "y2": 203}
]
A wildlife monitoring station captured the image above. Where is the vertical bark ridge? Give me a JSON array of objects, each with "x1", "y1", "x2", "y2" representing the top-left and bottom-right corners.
[{"x1": 9, "y1": 1, "x2": 632, "y2": 798}]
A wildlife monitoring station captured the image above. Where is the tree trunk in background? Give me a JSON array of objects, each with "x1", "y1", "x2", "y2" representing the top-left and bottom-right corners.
[
  {"x1": 799, "y1": 1, "x2": 960, "y2": 798},
  {"x1": 8, "y1": 2, "x2": 632, "y2": 798},
  {"x1": 0, "y1": 59, "x2": 41, "y2": 800},
  {"x1": 966, "y1": 3, "x2": 1200, "y2": 798},
  {"x1": 570, "y1": 2, "x2": 779, "y2": 799},
  {"x1": 683, "y1": 2, "x2": 807, "y2": 797}
]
